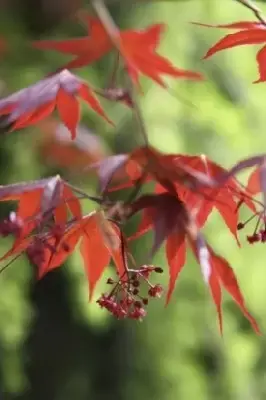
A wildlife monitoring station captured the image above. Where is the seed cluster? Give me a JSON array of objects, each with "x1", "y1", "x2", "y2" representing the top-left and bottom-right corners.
[{"x1": 97, "y1": 265, "x2": 164, "y2": 321}]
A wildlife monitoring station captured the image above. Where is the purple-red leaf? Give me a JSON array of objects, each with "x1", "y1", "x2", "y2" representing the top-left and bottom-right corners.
[{"x1": 0, "y1": 70, "x2": 110, "y2": 138}]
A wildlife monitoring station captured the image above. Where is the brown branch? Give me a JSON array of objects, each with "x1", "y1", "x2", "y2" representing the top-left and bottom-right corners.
[{"x1": 235, "y1": 0, "x2": 266, "y2": 25}]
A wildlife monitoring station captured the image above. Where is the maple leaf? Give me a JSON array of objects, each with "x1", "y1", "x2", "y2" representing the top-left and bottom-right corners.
[
  {"x1": 33, "y1": 12, "x2": 203, "y2": 87},
  {"x1": 37, "y1": 119, "x2": 107, "y2": 172},
  {"x1": 32, "y1": 15, "x2": 113, "y2": 71},
  {"x1": 0, "y1": 176, "x2": 82, "y2": 252},
  {"x1": 94, "y1": 146, "x2": 215, "y2": 195},
  {"x1": 129, "y1": 192, "x2": 260, "y2": 334},
  {"x1": 31, "y1": 212, "x2": 125, "y2": 299},
  {"x1": 162, "y1": 154, "x2": 255, "y2": 244},
  {"x1": 118, "y1": 23, "x2": 204, "y2": 87},
  {"x1": 195, "y1": 20, "x2": 266, "y2": 83},
  {"x1": 107, "y1": 151, "x2": 254, "y2": 244},
  {"x1": 0, "y1": 180, "x2": 126, "y2": 299},
  {"x1": 0, "y1": 70, "x2": 111, "y2": 139}
]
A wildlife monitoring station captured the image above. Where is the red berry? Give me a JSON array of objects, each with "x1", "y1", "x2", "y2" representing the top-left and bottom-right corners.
[
  {"x1": 148, "y1": 284, "x2": 163, "y2": 298},
  {"x1": 247, "y1": 233, "x2": 260, "y2": 244},
  {"x1": 129, "y1": 307, "x2": 147, "y2": 321}
]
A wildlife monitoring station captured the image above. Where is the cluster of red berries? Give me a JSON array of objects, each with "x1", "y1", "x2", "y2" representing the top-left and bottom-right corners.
[
  {"x1": 237, "y1": 219, "x2": 266, "y2": 245},
  {"x1": 246, "y1": 230, "x2": 266, "y2": 244},
  {"x1": 97, "y1": 265, "x2": 164, "y2": 321}
]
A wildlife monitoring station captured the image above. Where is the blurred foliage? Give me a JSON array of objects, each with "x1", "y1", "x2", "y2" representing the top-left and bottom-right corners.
[{"x1": 0, "y1": 0, "x2": 265, "y2": 399}]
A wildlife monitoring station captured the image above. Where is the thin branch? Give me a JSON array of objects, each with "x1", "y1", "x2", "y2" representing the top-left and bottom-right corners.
[
  {"x1": 235, "y1": 0, "x2": 266, "y2": 25},
  {"x1": 64, "y1": 182, "x2": 107, "y2": 205},
  {"x1": 0, "y1": 252, "x2": 24, "y2": 275},
  {"x1": 106, "y1": 52, "x2": 120, "y2": 89},
  {"x1": 91, "y1": 0, "x2": 149, "y2": 147},
  {"x1": 127, "y1": 77, "x2": 150, "y2": 146}
]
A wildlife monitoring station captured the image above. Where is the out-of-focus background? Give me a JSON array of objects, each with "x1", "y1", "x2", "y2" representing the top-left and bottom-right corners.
[{"x1": 0, "y1": 0, "x2": 266, "y2": 399}]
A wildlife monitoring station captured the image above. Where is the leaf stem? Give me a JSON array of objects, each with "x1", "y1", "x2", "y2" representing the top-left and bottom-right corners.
[
  {"x1": 64, "y1": 182, "x2": 107, "y2": 205},
  {"x1": 235, "y1": 0, "x2": 266, "y2": 25}
]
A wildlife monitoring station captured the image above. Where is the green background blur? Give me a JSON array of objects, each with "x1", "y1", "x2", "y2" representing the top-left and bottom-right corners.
[{"x1": 0, "y1": 0, "x2": 266, "y2": 399}]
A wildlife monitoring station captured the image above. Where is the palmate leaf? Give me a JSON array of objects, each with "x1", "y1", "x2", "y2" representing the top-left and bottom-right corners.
[
  {"x1": 206, "y1": 246, "x2": 260, "y2": 334},
  {"x1": 129, "y1": 191, "x2": 260, "y2": 334},
  {"x1": 0, "y1": 176, "x2": 82, "y2": 246},
  {"x1": 110, "y1": 151, "x2": 253, "y2": 245},
  {"x1": 34, "y1": 11, "x2": 203, "y2": 88},
  {"x1": 0, "y1": 201, "x2": 126, "y2": 300},
  {"x1": 195, "y1": 20, "x2": 266, "y2": 83},
  {"x1": 38, "y1": 212, "x2": 126, "y2": 298},
  {"x1": 32, "y1": 15, "x2": 114, "y2": 71},
  {"x1": 165, "y1": 154, "x2": 255, "y2": 243},
  {"x1": 118, "y1": 23, "x2": 204, "y2": 87},
  {"x1": 0, "y1": 70, "x2": 111, "y2": 139},
  {"x1": 95, "y1": 146, "x2": 216, "y2": 195}
]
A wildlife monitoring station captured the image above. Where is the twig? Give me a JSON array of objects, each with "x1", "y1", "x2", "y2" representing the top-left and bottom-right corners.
[
  {"x1": 0, "y1": 252, "x2": 24, "y2": 275},
  {"x1": 235, "y1": 0, "x2": 266, "y2": 25},
  {"x1": 64, "y1": 182, "x2": 108, "y2": 205},
  {"x1": 91, "y1": 0, "x2": 149, "y2": 146}
]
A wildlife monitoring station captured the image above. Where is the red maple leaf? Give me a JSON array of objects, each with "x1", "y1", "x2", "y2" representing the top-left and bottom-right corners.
[
  {"x1": 194, "y1": 20, "x2": 266, "y2": 83},
  {"x1": 0, "y1": 176, "x2": 82, "y2": 256},
  {"x1": 0, "y1": 175, "x2": 126, "y2": 299},
  {"x1": 160, "y1": 154, "x2": 255, "y2": 243},
  {"x1": 0, "y1": 182, "x2": 126, "y2": 299},
  {"x1": 94, "y1": 146, "x2": 215, "y2": 196},
  {"x1": 118, "y1": 23, "x2": 204, "y2": 87},
  {"x1": 106, "y1": 151, "x2": 255, "y2": 244},
  {"x1": 129, "y1": 192, "x2": 260, "y2": 334},
  {"x1": 0, "y1": 70, "x2": 111, "y2": 139},
  {"x1": 32, "y1": 14, "x2": 113, "y2": 70},
  {"x1": 33, "y1": 12, "x2": 203, "y2": 87},
  {"x1": 2, "y1": 210, "x2": 125, "y2": 300}
]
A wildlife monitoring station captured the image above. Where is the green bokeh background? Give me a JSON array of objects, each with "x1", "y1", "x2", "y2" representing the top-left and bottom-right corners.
[{"x1": 0, "y1": 0, "x2": 266, "y2": 399}]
